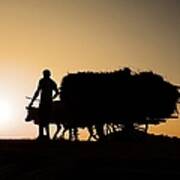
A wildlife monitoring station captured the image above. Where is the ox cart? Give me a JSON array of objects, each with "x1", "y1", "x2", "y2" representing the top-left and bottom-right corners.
[{"x1": 25, "y1": 68, "x2": 180, "y2": 141}]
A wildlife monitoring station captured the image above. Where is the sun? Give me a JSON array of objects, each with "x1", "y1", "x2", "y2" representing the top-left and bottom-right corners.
[{"x1": 0, "y1": 100, "x2": 13, "y2": 122}]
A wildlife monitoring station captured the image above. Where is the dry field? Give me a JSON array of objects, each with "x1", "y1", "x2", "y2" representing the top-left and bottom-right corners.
[{"x1": 0, "y1": 134, "x2": 180, "y2": 179}]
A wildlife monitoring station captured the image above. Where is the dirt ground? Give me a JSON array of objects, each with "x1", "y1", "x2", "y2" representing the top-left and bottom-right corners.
[{"x1": 0, "y1": 136, "x2": 180, "y2": 179}]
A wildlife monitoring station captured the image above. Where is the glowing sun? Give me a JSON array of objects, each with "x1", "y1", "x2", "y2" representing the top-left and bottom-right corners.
[{"x1": 0, "y1": 100, "x2": 13, "y2": 121}]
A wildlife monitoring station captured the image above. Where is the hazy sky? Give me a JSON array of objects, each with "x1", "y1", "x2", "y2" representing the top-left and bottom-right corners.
[{"x1": 0, "y1": 0, "x2": 179, "y2": 139}]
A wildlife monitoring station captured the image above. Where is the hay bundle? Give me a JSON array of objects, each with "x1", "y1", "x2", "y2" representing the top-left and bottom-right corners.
[{"x1": 60, "y1": 68, "x2": 179, "y2": 126}]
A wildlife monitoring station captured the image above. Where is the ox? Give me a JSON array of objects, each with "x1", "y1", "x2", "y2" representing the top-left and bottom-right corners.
[{"x1": 25, "y1": 101, "x2": 97, "y2": 141}]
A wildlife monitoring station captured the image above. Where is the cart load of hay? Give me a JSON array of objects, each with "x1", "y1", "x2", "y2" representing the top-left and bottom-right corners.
[{"x1": 60, "y1": 68, "x2": 179, "y2": 128}]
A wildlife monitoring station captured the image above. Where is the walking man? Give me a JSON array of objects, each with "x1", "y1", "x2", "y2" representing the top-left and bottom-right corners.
[{"x1": 29, "y1": 69, "x2": 59, "y2": 140}]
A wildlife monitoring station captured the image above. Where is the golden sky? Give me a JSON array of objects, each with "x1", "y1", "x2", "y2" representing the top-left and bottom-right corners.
[{"x1": 0, "y1": 0, "x2": 179, "y2": 139}]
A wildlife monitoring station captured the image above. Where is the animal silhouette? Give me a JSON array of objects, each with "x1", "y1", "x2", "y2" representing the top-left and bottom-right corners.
[{"x1": 25, "y1": 101, "x2": 97, "y2": 141}]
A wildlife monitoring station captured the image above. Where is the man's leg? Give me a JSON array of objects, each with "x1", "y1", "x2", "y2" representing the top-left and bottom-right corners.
[
  {"x1": 37, "y1": 123, "x2": 44, "y2": 139},
  {"x1": 45, "y1": 124, "x2": 50, "y2": 139}
]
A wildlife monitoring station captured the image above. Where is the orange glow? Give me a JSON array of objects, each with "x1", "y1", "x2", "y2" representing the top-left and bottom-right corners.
[
  {"x1": 0, "y1": 1, "x2": 179, "y2": 139},
  {"x1": 0, "y1": 100, "x2": 13, "y2": 123}
]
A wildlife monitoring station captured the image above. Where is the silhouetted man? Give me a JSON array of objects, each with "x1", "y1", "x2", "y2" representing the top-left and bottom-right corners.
[{"x1": 29, "y1": 69, "x2": 59, "y2": 140}]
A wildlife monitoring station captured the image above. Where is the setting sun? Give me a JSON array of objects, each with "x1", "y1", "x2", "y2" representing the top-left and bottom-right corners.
[
  {"x1": 0, "y1": 100, "x2": 13, "y2": 123},
  {"x1": 0, "y1": 0, "x2": 179, "y2": 139}
]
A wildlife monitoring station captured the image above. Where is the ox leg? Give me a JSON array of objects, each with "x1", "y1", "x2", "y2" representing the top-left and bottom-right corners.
[
  {"x1": 75, "y1": 128, "x2": 79, "y2": 141},
  {"x1": 95, "y1": 124, "x2": 104, "y2": 140},
  {"x1": 53, "y1": 124, "x2": 62, "y2": 140},
  {"x1": 112, "y1": 123, "x2": 118, "y2": 132},
  {"x1": 59, "y1": 127, "x2": 67, "y2": 140},
  {"x1": 105, "y1": 123, "x2": 112, "y2": 135},
  {"x1": 87, "y1": 126, "x2": 98, "y2": 141},
  {"x1": 45, "y1": 124, "x2": 50, "y2": 139},
  {"x1": 69, "y1": 128, "x2": 73, "y2": 141},
  {"x1": 72, "y1": 128, "x2": 78, "y2": 141},
  {"x1": 87, "y1": 126, "x2": 93, "y2": 141},
  {"x1": 68, "y1": 128, "x2": 78, "y2": 141},
  {"x1": 61, "y1": 127, "x2": 71, "y2": 141},
  {"x1": 37, "y1": 123, "x2": 44, "y2": 139},
  {"x1": 144, "y1": 124, "x2": 148, "y2": 134}
]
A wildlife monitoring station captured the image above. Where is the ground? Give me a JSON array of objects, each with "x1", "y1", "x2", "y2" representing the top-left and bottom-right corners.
[{"x1": 0, "y1": 132, "x2": 180, "y2": 179}]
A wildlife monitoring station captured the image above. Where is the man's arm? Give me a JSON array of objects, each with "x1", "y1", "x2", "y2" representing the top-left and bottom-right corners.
[
  {"x1": 29, "y1": 82, "x2": 41, "y2": 107},
  {"x1": 52, "y1": 82, "x2": 59, "y2": 100}
]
